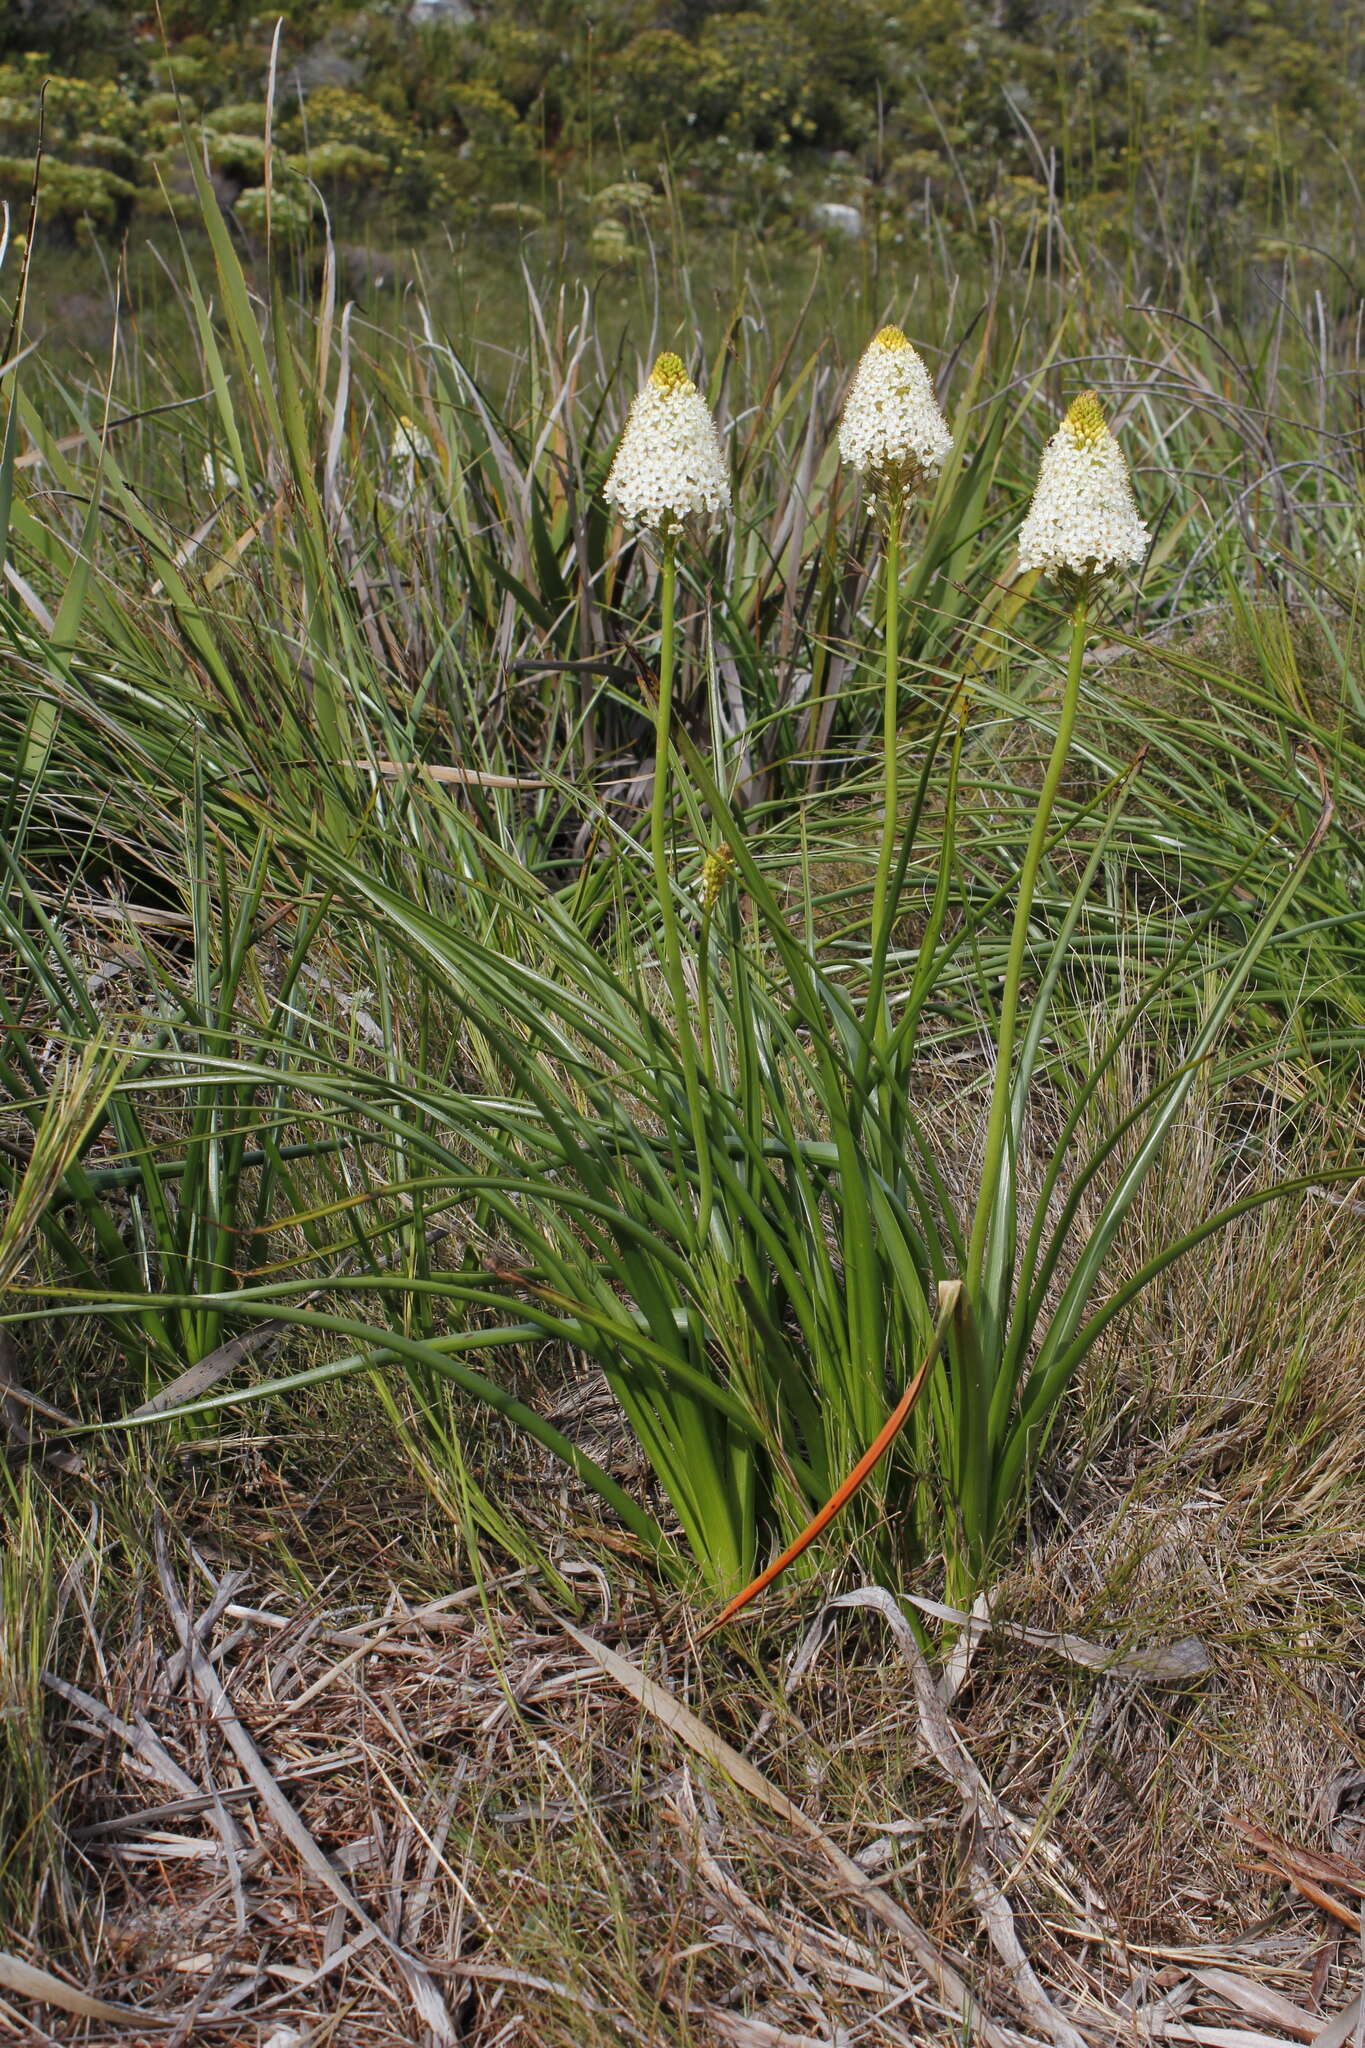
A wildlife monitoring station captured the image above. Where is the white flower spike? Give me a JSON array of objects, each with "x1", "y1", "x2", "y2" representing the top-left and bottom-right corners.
[
  {"x1": 1017, "y1": 390, "x2": 1149, "y2": 590},
  {"x1": 838, "y1": 326, "x2": 952, "y2": 499},
  {"x1": 201, "y1": 451, "x2": 240, "y2": 495},
  {"x1": 604, "y1": 352, "x2": 730, "y2": 538},
  {"x1": 391, "y1": 414, "x2": 436, "y2": 470}
]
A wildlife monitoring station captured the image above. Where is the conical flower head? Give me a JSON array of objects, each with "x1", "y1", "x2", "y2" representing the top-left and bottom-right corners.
[
  {"x1": 838, "y1": 326, "x2": 953, "y2": 498},
  {"x1": 604, "y1": 352, "x2": 731, "y2": 537},
  {"x1": 1017, "y1": 391, "x2": 1149, "y2": 590}
]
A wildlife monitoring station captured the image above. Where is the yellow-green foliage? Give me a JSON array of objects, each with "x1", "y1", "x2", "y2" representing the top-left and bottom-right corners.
[
  {"x1": 275, "y1": 91, "x2": 454, "y2": 210},
  {"x1": 204, "y1": 100, "x2": 272, "y2": 134},
  {"x1": 232, "y1": 184, "x2": 315, "y2": 238},
  {"x1": 0, "y1": 0, "x2": 1359, "y2": 247},
  {"x1": 149, "y1": 51, "x2": 218, "y2": 99},
  {"x1": 37, "y1": 71, "x2": 149, "y2": 145},
  {"x1": 293, "y1": 139, "x2": 389, "y2": 190},
  {"x1": 207, "y1": 131, "x2": 267, "y2": 184},
  {"x1": 468, "y1": 22, "x2": 562, "y2": 115},
  {"x1": 448, "y1": 81, "x2": 522, "y2": 142},
  {"x1": 275, "y1": 86, "x2": 409, "y2": 162},
  {"x1": 445, "y1": 81, "x2": 537, "y2": 180},
  {"x1": 696, "y1": 14, "x2": 819, "y2": 149},
  {"x1": 599, "y1": 30, "x2": 710, "y2": 143},
  {"x1": 0, "y1": 152, "x2": 135, "y2": 234}
]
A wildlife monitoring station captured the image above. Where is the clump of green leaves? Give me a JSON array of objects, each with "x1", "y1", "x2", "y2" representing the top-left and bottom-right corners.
[{"x1": 0, "y1": 124, "x2": 1360, "y2": 1614}]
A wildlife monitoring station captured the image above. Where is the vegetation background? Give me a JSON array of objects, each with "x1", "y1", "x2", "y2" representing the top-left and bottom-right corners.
[
  {"x1": 0, "y1": 1, "x2": 1363, "y2": 2044},
  {"x1": 4, "y1": 0, "x2": 1363, "y2": 324}
]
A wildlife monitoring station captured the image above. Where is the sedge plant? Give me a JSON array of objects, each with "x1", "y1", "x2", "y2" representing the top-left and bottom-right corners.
[{"x1": 0, "y1": 190, "x2": 1349, "y2": 1617}]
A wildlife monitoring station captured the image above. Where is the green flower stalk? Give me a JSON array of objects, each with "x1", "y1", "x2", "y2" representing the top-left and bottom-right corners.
[
  {"x1": 966, "y1": 392, "x2": 1151, "y2": 1312},
  {"x1": 697, "y1": 841, "x2": 736, "y2": 1084},
  {"x1": 838, "y1": 327, "x2": 953, "y2": 1043},
  {"x1": 605, "y1": 352, "x2": 731, "y2": 1233}
]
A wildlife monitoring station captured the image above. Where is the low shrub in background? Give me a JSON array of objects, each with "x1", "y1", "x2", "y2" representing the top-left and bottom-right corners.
[{"x1": 0, "y1": 0, "x2": 1357, "y2": 271}]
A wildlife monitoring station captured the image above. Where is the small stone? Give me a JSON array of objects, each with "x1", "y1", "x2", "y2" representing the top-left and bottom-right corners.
[
  {"x1": 811, "y1": 202, "x2": 863, "y2": 239},
  {"x1": 409, "y1": 0, "x2": 473, "y2": 21}
]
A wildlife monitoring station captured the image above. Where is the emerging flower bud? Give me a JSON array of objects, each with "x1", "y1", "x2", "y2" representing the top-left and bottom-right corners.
[
  {"x1": 604, "y1": 352, "x2": 731, "y2": 538},
  {"x1": 1017, "y1": 391, "x2": 1149, "y2": 592},
  {"x1": 838, "y1": 326, "x2": 953, "y2": 500},
  {"x1": 700, "y1": 841, "x2": 735, "y2": 912}
]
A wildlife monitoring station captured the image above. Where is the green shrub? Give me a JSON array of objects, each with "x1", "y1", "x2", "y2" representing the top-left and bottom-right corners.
[
  {"x1": 276, "y1": 86, "x2": 409, "y2": 163},
  {"x1": 293, "y1": 138, "x2": 389, "y2": 191},
  {"x1": 447, "y1": 81, "x2": 522, "y2": 144},
  {"x1": 69, "y1": 128, "x2": 140, "y2": 176},
  {"x1": 0, "y1": 65, "x2": 146, "y2": 148},
  {"x1": 602, "y1": 15, "x2": 819, "y2": 151},
  {"x1": 697, "y1": 12, "x2": 818, "y2": 148},
  {"x1": 204, "y1": 100, "x2": 270, "y2": 134},
  {"x1": 795, "y1": 0, "x2": 887, "y2": 145},
  {"x1": 468, "y1": 22, "x2": 561, "y2": 115},
  {"x1": 602, "y1": 30, "x2": 711, "y2": 142},
  {"x1": 141, "y1": 91, "x2": 185, "y2": 126},
  {"x1": 440, "y1": 83, "x2": 536, "y2": 189},
  {"x1": 0, "y1": 0, "x2": 123, "y2": 69},
  {"x1": 273, "y1": 82, "x2": 461, "y2": 210},
  {"x1": 207, "y1": 131, "x2": 267, "y2": 184},
  {"x1": 232, "y1": 183, "x2": 314, "y2": 238},
  {"x1": 0, "y1": 152, "x2": 135, "y2": 234},
  {"x1": 150, "y1": 53, "x2": 217, "y2": 100}
]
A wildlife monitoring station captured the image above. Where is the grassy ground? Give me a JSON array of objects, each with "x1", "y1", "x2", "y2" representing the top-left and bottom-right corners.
[{"x1": 1, "y1": 144, "x2": 1364, "y2": 2046}]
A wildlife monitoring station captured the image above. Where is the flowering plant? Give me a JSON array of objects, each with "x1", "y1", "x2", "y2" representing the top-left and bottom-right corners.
[
  {"x1": 607, "y1": 352, "x2": 732, "y2": 1232},
  {"x1": 838, "y1": 325, "x2": 952, "y2": 502},
  {"x1": 1017, "y1": 389, "x2": 1149, "y2": 597},
  {"x1": 838, "y1": 327, "x2": 954, "y2": 1050},
  {"x1": 604, "y1": 352, "x2": 731, "y2": 538}
]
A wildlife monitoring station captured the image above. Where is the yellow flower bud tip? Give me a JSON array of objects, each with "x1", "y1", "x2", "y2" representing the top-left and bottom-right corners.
[
  {"x1": 873, "y1": 325, "x2": 910, "y2": 351},
  {"x1": 649, "y1": 351, "x2": 692, "y2": 392},
  {"x1": 1064, "y1": 390, "x2": 1108, "y2": 448}
]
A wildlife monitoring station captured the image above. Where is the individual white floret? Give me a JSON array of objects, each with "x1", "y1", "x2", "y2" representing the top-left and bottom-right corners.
[
  {"x1": 838, "y1": 326, "x2": 952, "y2": 495},
  {"x1": 1017, "y1": 390, "x2": 1149, "y2": 584},
  {"x1": 604, "y1": 352, "x2": 730, "y2": 536}
]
